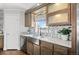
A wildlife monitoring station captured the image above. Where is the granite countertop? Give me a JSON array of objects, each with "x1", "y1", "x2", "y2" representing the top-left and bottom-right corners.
[{"x1": 20, "y1": 33, "x2": 71, "y2": 48}]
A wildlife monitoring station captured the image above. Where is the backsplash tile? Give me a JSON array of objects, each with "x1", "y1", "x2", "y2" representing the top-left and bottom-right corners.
[
  {"x1": 24, "y1": 25, "x2": 72, "y2": 41},
  {"x1": 40, "y1": 25, "x2": 72, "y2": 40}
]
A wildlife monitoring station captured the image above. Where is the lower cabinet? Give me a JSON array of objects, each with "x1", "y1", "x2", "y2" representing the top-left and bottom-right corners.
[
  {"x1": 33, "y1": 44, "x2": 40, "y2": 55},
  {"x1": 40, "y1": 41, "x2": 53, "y2": 55},
  {"x1": 27, "y1": 41, "x2": 34, "y2": 55},
  {"x1": 0, "y1": 37, "x2": 3, "y2": 49},
  {"x1": 26, "y1": 37, "x2": 40, "y2": 55},
  {"x1": 54, "y1": 44, "x2": 68, "y2": 55},
  {"x1": 41, "y1": 46, "x2": 52, "y2": 55},
  {"x1": 21, "y1": 37, "x2": 69, "y2": 55}
]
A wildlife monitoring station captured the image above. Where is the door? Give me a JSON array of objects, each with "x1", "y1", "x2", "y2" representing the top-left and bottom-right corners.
[{"x1": 4, "y1": 14, "x2": 20, "y2": 50}]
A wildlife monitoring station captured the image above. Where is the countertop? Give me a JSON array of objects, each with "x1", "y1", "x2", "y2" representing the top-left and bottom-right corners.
[{"x1": 20, "y1": 33, "x2": 71, "y2": 48}]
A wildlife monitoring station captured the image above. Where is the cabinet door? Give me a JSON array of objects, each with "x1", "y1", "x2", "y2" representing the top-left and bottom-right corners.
[
  {"x1": 47, "y1": 13, "x2": 70, "y2": 25},
  {"x1": 54, "y1": 44, "x2": 68, "y2": 55},
  {"x1": 40, "y1": 41, "x2": 53, "y2": 55},
  {"x1": 48, "y1": 3, "x2": 68, "y2": 13},
  {"x1": 0, "y1": 37, "x2": 3, "y2": 48},
  {"x1": 41, "y1": 46, "x2": 52, "y2": 55},
  {"x1": 33, "y1": 44, "x2": 40, "y2": 55},
  {"x1": 41, "y1": 41, "x2": 53, "y2": 49},
  {"x1": 27, "y1": 41, "x2": 34, "y2": 55},
  {"x1": 25, "y1": 13, "x2": 31, "y2": 27},
  {"x1": 47, "y1": 3, "x2": 70, "y2": 26}
]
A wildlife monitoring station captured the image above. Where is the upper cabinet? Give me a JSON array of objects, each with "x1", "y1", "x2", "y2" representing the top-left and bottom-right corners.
[
  {"x1": 47, "y1": 3, "x2": 71, "y2": 26},
  {"x1": 25, "y1": 3, "x2": 71, "y2": 27},
  {"x1": 48, "y1": 3, "x2": 68, "y2": 13},
  {"x1": 25, "y1": 12, "x2": 32, "y2": 27}
]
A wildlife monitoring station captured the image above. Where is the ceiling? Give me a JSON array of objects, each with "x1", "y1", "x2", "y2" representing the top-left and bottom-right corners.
[{"x1": 0, "y1": 3, "x2": 39, "y2": 11}]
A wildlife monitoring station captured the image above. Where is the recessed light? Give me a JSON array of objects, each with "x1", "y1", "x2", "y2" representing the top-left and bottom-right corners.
[{"x1": 55, "y1": 14, "x2": 61, "y2": 17}]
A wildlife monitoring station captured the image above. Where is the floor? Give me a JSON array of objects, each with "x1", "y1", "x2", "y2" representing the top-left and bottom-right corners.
[{"x1": 0, "y1": 50, "x2": 27, "y2": 55}]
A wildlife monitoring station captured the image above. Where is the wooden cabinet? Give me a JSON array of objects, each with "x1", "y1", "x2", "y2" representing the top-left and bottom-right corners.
[
  {"x1": 21, "y1": 37, "x2": 69, "y2": 55},
  {"x1": 41, "y1": 46, "x2": 52, "y2": 55},
  {"x1": 0, "y1": 36, "x2": 3, "y2": 49},
  {"x1": 54, "y1": 44, "x2": 68, "y2": 55},
  {"x1": 25, "y1": 3, "x2": 71, "y2": 26},
  {"x1": 25, "y1": 12, "x2": 32, "y2": 27},
  {"x1": 27, "y1": 41, "x2": 34, "y2": 54},
  {"x1": 33, "y1": 44, "x2": 40, "y2": 55},
  {"x1": 26, "y1": 37, "x2": 40, "y2": 55},
  {"x1": 27, "y1": 37, "x2": 34, "y2": 55},
  {"x1": 47, "y1": 3, "x2": 71, "y2": 26},
  {"x1": 47, "y1": 3, "x2": 69, "y2": 13},
  {"x1": 41, "y1": 40, "x2": 53, "y2": 49},
  {"x1": 40, "y1": 41, "x2": 53, "y2": 55}
]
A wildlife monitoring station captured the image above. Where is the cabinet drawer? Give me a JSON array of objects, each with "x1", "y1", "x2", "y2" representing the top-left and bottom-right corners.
[
  {"x1": 41, "y1": 46, "x2": 52, "y2": 55},
  {"x1": 41, "y1": 41, "x2": 53, "y2": 49},
  {"x1": 54, "y1": 44, "x2": 68, "y2": 55}
]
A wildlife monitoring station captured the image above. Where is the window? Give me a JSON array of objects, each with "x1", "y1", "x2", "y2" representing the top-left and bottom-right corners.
[
  {"x1": 36, "y1": 15, "x2": 46, "y2": 28},
  {"x1": 32, "y1": 7, "x2": 47, "y2": 32}
]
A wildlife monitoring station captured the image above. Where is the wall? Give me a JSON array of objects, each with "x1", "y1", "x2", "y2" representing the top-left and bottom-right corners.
[
  {"x1": 77, "y1": 4, "x2": 79, "y2": 54},
  {"x1": 3, "y1": 9, "x2": 25, "y2": 50},
  {"x1": 0, "y1": 10, "x2": 3, "y2": 31}
]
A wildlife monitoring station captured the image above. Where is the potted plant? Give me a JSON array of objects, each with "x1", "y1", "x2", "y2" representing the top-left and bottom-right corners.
[{"x1": 58, "y1": 27, "x2": 71, "y2": 41}]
